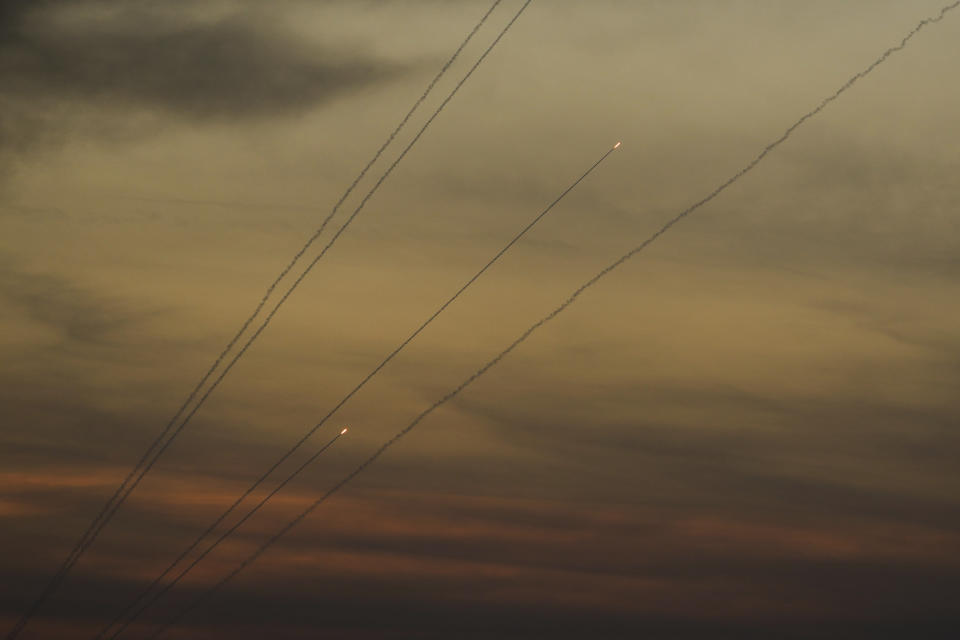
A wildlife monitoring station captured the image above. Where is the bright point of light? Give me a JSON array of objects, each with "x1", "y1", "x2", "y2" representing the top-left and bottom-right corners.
[
  {"x1": 613, "y1": 141, "x2": 622, "y2": 149},
  {"x1": 340, "y1": 428, "x2": 348, "y2": 435}
]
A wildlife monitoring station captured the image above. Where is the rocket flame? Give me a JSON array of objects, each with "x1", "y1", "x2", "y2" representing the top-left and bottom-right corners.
[
  {"x1": 340, "y1": 428, "x2": 348, "y2": 435},
  {"x1": 613, "y1": 141, "x2": 622, "y2": 149}
]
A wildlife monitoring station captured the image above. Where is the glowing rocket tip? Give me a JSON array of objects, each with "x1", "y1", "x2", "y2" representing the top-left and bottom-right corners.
[
  {"x1": 613, "y1": 141, "x2": 622, "y2": 149},
  {"x1": 340, "y1": 427, "x2": 348, "y2": 435}
]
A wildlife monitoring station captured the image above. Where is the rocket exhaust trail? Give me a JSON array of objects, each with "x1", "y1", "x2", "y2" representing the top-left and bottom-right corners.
[
  {"x1": 7, "y1": 0, "x2": 510, "y2": 640},
  {"x1": 81, "y1": 0, "x2": 534, "y2": 573},
  {"x1": 3, "y1": 4, "x2": 511, "y2": 637},
  {"x1": 103, "y1": 429, "x2": 348, "y2": 640},
  {"x1": 10, "y1": 5, "x2": 525, "y2": 638},
  {"x1": 142, "y1": 2, "x2": 959, "y2": 637},
  {"x1": 101, "y1": 138, "x2": 618, "y2": 639},
  {"x1": 82, "y1": 3, "x2": 534, "y2": 639}
]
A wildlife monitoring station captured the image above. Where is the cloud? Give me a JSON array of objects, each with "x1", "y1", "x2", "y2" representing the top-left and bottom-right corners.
[
  {"x1": 0, "y1": 0, "x2": 413, "y2": 167},
  {"x1": 3, "y1": 481, "x2": 958, "y2": 639},
  {"x1": 0, "y1": 256, "x2": 150, "y2": 346}
]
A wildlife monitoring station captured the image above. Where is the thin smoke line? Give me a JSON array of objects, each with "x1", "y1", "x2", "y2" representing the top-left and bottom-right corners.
[
  {"x1": 105, "y1": 139, "x2": 616, "y2": 639},
  {"x1": 3, "y1": 3, "x2": 505, "y2": 640},
  {"x1": 143, "y1": 3, "x2": 959, "y2": 638}
]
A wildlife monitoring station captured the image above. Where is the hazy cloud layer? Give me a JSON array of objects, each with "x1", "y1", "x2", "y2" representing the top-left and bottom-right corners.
[
  {"x1": 2, "y1": 1, "x2": 959, "y2": 638},
  {"x1": 2, "y1": 476, "x2": 958, "y2": 639}
]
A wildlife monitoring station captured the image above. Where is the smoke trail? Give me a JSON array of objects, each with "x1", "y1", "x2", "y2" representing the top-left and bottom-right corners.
[
  {"x1": 70, "y1": 0, "x2": 532, "y2": 590},
  {"x1": 98, "y1": 139, "x2": 616, "y2": 640},
  {"x1": 2, "y1": 4, "x2": 506, "y2": 640},
  {"x1": 141, "y1": 3, "x2": 960, "y2": 638}
]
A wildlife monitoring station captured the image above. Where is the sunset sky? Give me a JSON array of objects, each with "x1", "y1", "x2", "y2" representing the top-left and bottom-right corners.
[{"x1": 2, "y1": 1, "x2": 959, "y2": 638}]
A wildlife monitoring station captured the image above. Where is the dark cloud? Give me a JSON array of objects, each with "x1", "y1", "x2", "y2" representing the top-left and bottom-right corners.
[
  {"x1": 0, "y1": 256, "x2": 151, "y2": 345},
  {"x1": 813, "y1": 295, "x2": 960, "y2": 355},
  {"x1": 441, "y1": 379, "x2": 960, "y2": 518},
  {"x1": 687, "y1": 137, "x2": 960, "y2": 275},
  {"x1": 0, "y1": 0, "x2": 411, "y2": 165}
]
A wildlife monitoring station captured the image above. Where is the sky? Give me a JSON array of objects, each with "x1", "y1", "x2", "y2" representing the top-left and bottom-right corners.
[{"x1": 2, "y1": 1, "x2": 959, "y2": 638}]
